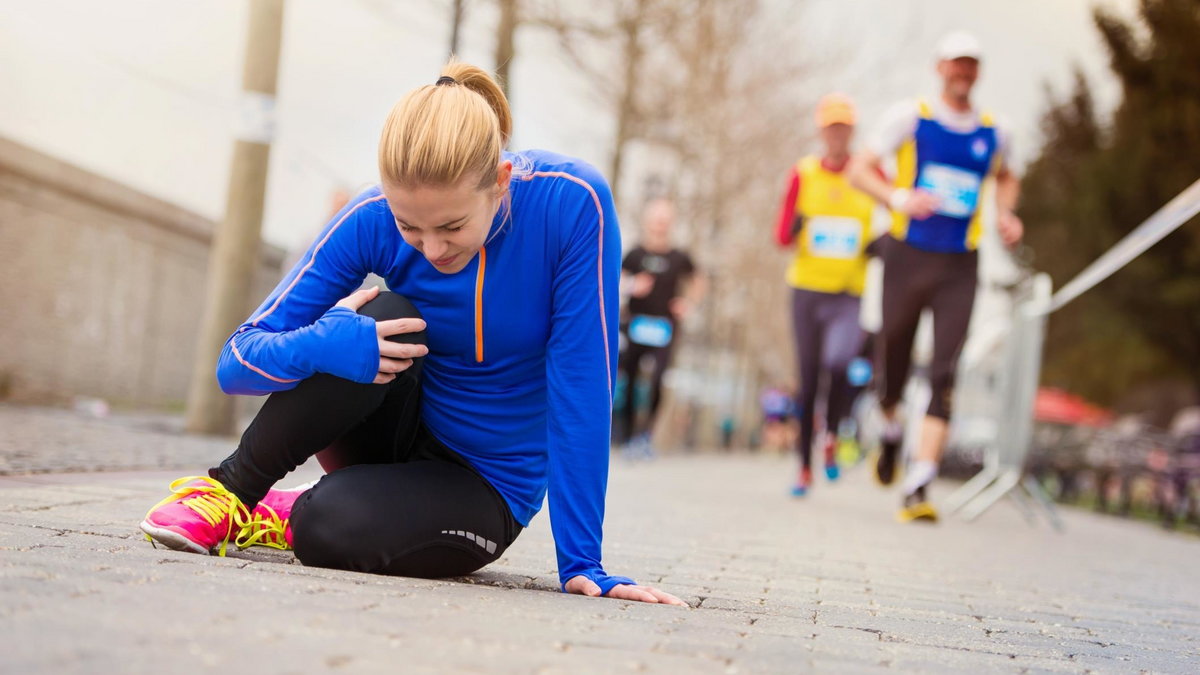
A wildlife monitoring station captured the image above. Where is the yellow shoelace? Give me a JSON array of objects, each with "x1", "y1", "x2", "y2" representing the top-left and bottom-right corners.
[
  {"x1": 143, "y1": 476, "x2": 249, "y2": 556},
  {"x1": 234, "y1": 503, "x2": 291, "y2": 550}
]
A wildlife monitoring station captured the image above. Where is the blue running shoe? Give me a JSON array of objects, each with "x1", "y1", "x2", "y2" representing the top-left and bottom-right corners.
[
  {"x1": 790, "y1": 467, "x2": 813, "y2": 498},
  {"x1": 823, "y1": 435, "x2": 840, "y2": 482}
]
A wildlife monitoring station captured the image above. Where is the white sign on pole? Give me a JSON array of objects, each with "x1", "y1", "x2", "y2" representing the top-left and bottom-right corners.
[{"x1": 236, "y1": 91, "x2": 276, "y2": 145}]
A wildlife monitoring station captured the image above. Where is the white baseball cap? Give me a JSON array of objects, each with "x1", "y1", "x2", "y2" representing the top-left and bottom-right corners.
[{"x1": 936, "y1": 30, "x2": 982, "y2": 61}]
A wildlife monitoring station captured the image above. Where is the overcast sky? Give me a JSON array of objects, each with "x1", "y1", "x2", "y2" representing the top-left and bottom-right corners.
[{"x1": 0, "y1": 0, "x2": 1136, "y2": 251}]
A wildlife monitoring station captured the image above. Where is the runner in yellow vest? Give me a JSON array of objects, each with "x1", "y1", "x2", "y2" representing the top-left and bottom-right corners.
[{"x1": 774, "y1": 93, "x2": 876, "y2": 497}]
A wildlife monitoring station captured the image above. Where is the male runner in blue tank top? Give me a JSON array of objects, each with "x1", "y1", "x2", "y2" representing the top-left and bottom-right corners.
[
  {"x1": 849, "y1": 31, "x2": 1024, "y2": 522},
  {"x1": 138, "y1": 61, "x2": 684, "y2": 606}
]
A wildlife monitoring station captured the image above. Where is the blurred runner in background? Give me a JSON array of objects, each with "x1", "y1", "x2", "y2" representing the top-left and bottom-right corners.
[
  {"x1": 616, "y1": 198, "x2": 704, "y2": 459},
  {"x1": 849, "y1": 31, "x2": 1024, "y2": 522},
  {"x1": 760, "y1": 383, "x2": 798, "y2": 454},
  {"x1": 774, "y1": 94, "x2": 876, "y2": 497}
]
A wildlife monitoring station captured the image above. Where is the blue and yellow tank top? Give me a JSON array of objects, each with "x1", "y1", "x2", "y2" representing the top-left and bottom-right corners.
[{"x1": 891, "y1": 101, "x2": 999, "y2": 253}]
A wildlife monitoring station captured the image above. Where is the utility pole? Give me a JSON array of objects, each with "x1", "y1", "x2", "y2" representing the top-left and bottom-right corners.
[
  {"x1": 494, "y1": 0, "x2": 518, "y2": 102},
  {"x1": 450, "y1": 0, "x2": 466, "y2": 56},
  {"x1": 608, "y1": 0, "x2": 648, "y2": 206},
  {"x1": 185, "y1": 0, "x2": 285, "y2": 435}
]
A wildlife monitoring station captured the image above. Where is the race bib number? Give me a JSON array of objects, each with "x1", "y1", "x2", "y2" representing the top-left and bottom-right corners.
[
  {"x1": 628, "y1": 314, "x2": 673, "y2": 348},
  {"x1": 807, "y1": 216, "x2": 862, "y2": 259},
  {"x1": 917, "y1": 162, "x2": 982, "y2": 218}
]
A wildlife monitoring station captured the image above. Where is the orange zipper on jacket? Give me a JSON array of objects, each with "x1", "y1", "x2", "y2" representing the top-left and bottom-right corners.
[{"x1": 474, "y1": 246, "x2": 486, "y2": 363}]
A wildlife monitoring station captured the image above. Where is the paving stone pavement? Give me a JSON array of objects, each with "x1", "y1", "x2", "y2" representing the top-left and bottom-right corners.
[
  {"x1": 1, "y1": 405, "x2": 1199, "y2": 673},
  {"x1": 0, "y1": 404, "x2": 235, "y2": 474}
]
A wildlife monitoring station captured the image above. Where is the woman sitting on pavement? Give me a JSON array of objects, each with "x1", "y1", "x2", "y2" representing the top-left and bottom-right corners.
[{"x1": 139, "y1": 61, "x2": 684, "y2": 606}]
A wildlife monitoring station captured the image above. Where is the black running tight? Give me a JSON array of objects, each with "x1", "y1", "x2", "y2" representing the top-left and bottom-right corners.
[
  {"x1": 212, "y1": 292, "x2": 521, "y2": 578},
  {"x1": 876, "y1": 237, "x2": 977, "y2": 421}
]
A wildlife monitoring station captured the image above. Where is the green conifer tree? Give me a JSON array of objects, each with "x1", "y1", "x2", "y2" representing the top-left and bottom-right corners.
[{"x1": 1021, "y1": 0, "x2": 1200, "y2": 411}]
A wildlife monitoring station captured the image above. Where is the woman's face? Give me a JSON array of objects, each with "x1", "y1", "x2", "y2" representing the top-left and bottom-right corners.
[{"x1": 384, "y1": 161, "x2": 512, "y2": 275}]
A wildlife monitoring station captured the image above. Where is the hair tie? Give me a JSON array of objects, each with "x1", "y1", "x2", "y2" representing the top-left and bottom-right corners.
[{"x1": 435, "y1": 76, "x2": 457, "y2": 86}]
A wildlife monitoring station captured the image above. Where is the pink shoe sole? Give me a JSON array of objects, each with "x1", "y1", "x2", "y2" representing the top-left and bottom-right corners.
[{"x1": 139, "y1": 520, "x2": 211, "y2": 555}]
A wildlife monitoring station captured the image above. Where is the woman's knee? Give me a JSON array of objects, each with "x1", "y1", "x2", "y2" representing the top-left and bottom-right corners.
[
  {"x1": 293, "y1": 494, "x2": 494, "y2": 578},
  {"x1": 385, "y1": 542, "x2": 493, "y2": 579},
  {"x1": 358, "y1": 291, "x2": 428, "y2": 375},
  {"x1": 358, "y1": 292, "x2": 426, "y2": 341},
  {"x1": 289, "y1": 467, "x2": 505, "y2": 578}
]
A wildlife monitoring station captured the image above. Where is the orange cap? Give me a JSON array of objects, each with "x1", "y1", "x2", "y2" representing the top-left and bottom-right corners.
[{"x1": 816, "y1": 93, "x2": 856, "y2": 128}]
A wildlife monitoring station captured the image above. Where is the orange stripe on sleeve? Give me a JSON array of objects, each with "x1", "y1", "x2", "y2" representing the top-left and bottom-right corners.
[
  {"x1": 520, "y1": 171, "x2": 612, "y2": 396},
  {"x1": 252, "y1": 194, "x2": 388, "y2": 327},
  {"x1": 230, "y1": 339, "x2": 299, "y2": 384}
]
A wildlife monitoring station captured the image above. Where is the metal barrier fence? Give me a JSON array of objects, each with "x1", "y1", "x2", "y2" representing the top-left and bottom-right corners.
[
  {"x1": 944, "y1": 273, "x2": 1061, "y2": 527},
  {"x1": 944, "y1": 177, "x2": 1200, "y2": 527}
]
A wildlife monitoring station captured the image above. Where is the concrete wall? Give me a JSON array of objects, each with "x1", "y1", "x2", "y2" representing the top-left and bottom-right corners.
[{"x1": 0, "y1": 136, "x2": 284, "y2": 409}]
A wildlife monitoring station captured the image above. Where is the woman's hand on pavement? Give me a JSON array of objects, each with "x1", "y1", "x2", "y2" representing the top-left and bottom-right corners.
[
  {"x1": 564, "y1": 576, "x2": 688, "y2": 606},
  {"x1": 335, "y1": 286, "x2": 428, "y2": 384}
]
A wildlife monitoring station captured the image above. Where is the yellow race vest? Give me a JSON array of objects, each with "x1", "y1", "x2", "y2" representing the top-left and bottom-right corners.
[{"x1": 786, "y1": 156, "x2": 875, "y2": 295}]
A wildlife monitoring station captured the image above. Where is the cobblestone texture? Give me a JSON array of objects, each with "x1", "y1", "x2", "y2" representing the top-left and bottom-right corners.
[
  {"x1": 1, "y1": 404, "x2": 1198, "y2": 672},
  {"x1": 0, "y1": 404, "x2": 238, "y2": 475}
]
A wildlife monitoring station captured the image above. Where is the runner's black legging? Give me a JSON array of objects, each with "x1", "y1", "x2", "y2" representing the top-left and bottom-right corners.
[
  {"x1": 615, "y1": 326, "x2": 675, "y2": 443},
  {"x1": 877, "y1": 236, "x2": 977, "y2": 421},
  {"x1": 791, "y1": 288, "x2": 866, "y2": 469},
  {"x1": 211, "y1": 292, "x2": 521, "y2": 578}
]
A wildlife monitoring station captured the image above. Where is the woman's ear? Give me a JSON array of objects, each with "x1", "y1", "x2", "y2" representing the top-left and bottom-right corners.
[{"x1": 495, "y1": 160, "x2": 513, "y2": 195}]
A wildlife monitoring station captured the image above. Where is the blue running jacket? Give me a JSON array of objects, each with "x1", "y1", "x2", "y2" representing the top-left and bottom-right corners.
[{"x1": 215, "y1": 149, "x2": 634, "y2": 594}]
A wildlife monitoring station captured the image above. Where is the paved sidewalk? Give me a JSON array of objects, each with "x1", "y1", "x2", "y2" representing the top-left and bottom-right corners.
[
  {"x1": 0, "y1": 404, "x2": 234, "y2": 474},
  {"x1": 1, "y1": 408, "x2": 1198, "y2": 672}
]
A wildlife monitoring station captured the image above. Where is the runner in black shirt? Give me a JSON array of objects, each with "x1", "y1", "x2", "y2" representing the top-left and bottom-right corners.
[{"x1": 616, "y1": 198, "x2": 701, "y2": 458}]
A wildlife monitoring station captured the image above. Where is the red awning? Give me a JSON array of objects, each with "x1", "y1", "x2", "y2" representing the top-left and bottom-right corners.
[{"x1": 1034, "y1": 388, "x2": 1113, "y2": 427}]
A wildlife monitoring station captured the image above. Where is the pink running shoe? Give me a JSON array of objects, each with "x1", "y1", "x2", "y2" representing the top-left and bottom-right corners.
[
  {"x1": 140, "y1": 476, "x2": 249, "y2": 556},
  {"x1": 234, "y1": 485, "x2": 308, "y2": 551}
]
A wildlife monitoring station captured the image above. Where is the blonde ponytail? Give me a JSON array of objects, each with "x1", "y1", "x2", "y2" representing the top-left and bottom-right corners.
[
  {"x1": 378, "y1": 60, "x2": 512, "y2": 190},
  {"x1": 441, "y1": 61, "x2": 512, "y2": 144}
]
